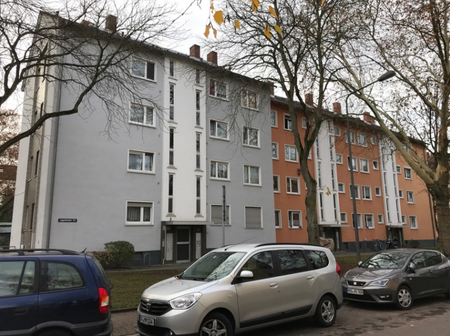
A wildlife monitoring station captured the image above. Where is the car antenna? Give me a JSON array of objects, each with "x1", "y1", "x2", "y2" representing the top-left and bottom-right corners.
[{"x1": 224, "y1": 236, "x2": 256, "y2": 251}]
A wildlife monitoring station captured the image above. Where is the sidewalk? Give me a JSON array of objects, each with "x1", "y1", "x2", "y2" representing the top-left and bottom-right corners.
[{"x1": 112, "y1": 310, "x2": 138, "y2": 336}]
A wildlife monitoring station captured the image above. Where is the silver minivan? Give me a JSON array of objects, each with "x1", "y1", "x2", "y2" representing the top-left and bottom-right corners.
[{"x1": 137, "y1": 243, "x2": 343, "y2": 336}]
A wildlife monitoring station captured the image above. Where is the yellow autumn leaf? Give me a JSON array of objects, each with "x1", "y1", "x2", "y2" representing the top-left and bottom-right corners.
[
  {"x1": 321, "y1": 0, "x2": 326, "y2": 5},
  {"x1": 250, "y1": 0, "x2": 260, "y2": 11},
  {"x1": 213, "y1": 10, "x2": 224, "y2": 25},
  {"x1": 268, "y1": 6, "x2": 278, "y2": 19},
  {"x1": 213, "y1": 28, "x2": 217, "y2": 38},
  {"x1": 204, "y1": 24, "x2": 210, "y2": 38},
  {"x1": 264, "y1": 26, "x2": 272, "y2": 39},
  {"x1": 274, "y1": 25, "x2": 282, "y2": 35},
  {"x1": 234, "y1": 19, "x2": 241, "y2": 30}
]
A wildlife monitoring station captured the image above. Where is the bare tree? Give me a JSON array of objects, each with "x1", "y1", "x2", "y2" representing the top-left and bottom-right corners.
[
  {"x1": 205, "y1": 0, "x2": 357, "y2": 244},
  {"x1": 0, "y1": 0, "x2": 188, "y2": 155},
  {"x1": 335, "y1": 0, "x2": 450, "y2": 253}
]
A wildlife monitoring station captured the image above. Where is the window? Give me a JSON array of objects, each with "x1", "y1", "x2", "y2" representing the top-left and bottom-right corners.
[
  {"x1": 243, "y1": 126, "x2": 259, "y2": 147},
  {"x1": 35, "y1": 150, "x2": 40, "y2": 175},
  {"x1": 396, "y1": 165, "x2": 401, "y2": 174},
  {"x1": 370, "y1": 135, "x2": 377, "y2": 145},
  {"x1": 345, "y1": 130, "x2": 355, "y2": 144},
  {"x1": 245, "y1": 206, "x2": 262, "y2": 229},
  {"x1": 169, "y1": 128, "x2": 175, "y2": 166},
  {"x1": 196, "y1": 176, "x2": 201, "y2": 215},
  {"x1": 210, "y1": 161, "x2": 229, "y2": 180},
  {"x1": 373, "y1": 160, "x2": 379, "y2": 170},
  {"x1": 0, "y1": 261, "x2": 35, "y2": 297},
  {"x1": 210, "y1": 120, "x2": 228, "y2": 139},
  {"x1": 401, "y1": 215, "x2": 406, "y2": 223},
  {"x1": 273, "y1": 175, "x2": 280, "y2": 192},
  {"x1": 375, "y1": 187, "x2": 381, "y2": 196},
  {"x1": 336, "y1": 154, "x2": 343, "y2": 164},
  {"x1": 278, "y1": 250, "x2": 308, "y2": 275},
  {"x1": 365, "y1": 214, "x2": 374, "y2": 229},
  {"x1": 410, "y1": 216, "x2": 418, "y2": 229},
  {"x1": 348, "y1": 156, "x2": 357, "y2": 171},
  {"x1": 168, "y1": 174, "x2": 174, "y2": 213},
  {"x1": 241, "y1": 89, "x2": 258, "y2": 110},
  {"x1": 275, "y1": 210, "x2": 281, "y2": 228},
  {"x1": 244, "y1": 165, "x2": 260, "y2": 185},
  {"x1": 169, "y1": 60, "x2": 175, "y2": 77},
  {"x1": 352, "y1": 213, "x2": 362, "y2": 229},
  {"x1": 128, "y1": 150, "x2": 154, "y2": 173},
  {"x1": 404, "y1": 167, "x2": 412, "y2": 179},
  {"x1": 360, "y1": 159, "x2": 369, "y2": 173},
  {"x1": 306, "y1": 250, "x2": 329, "y2": 269},
  {"x1": 287, "y1": 177, "x2": 300, "y2": 194},
  {"x1": 196, "y1": 90, "x2": 201, "y2": 126},
  {"x1": 127, "y1": 201, "x2": 153, "y2": 225},
  {"x1": 406, "y1": 191, "x2": 414, "y2": 204},
  {"x1": 377, "y1": 214, "x2": 384, "y2": 224},
  {"x1": 242, "y1": 252, "x2": 273, "y2": 280},
  {"x1": 350, "y1": 185, "x2": 360, "y2": 199},
  {"x1": 195, "y1": 69, "x2": 201, "y2": 84},
  {"x1": 209, "y1": 79, "x2": 227, "y2": 99},
  {"x1": 411, "y1": 252, "x2": 427, "y2": 269},
  {"x1": 131, "y1": 58, "x2": 155, "y2": 80},
  {"x1": 169, "y1": 84, "x2": 175, "y2": 120},
  {"x1": 288, "y1": 210, "x2": 302, "y2": 228},
  {"x1": 211, "y1": 205, "x2": 230, "y2": 224},
  {"x1": 357, "y1": 133, "x2": 367, "y2": 147},
  {"x1": 271, "y1": 142, "x2": 279, "y2": 159},
  {"x1": 271, "y1": 110, "x2": 277, "y2": 127},
  {"x1": 285, "y1": 145, "x2": 298, "y2": 162},
  {"x1": 302, "y1": 118, "x2": 307, "y2": 129},
  {"x1": 338, "y1": 183, "x2": 345, "y2": 193},
  {"x1": 196, "y1": 133, "x2": 201, "y2": 169},
  {"x1": 284, "y1": 114, "x2": 292, "y2": 130},
  {"x1": 340, "y1": 212, "x2": 347, "y2": 223},
  {"x1": 334, "y1": 126, "x2": 341, "y2": 136},
  {"x1": 362, "y1": 186, "x2": 372, "y2": 200},
  {"x1": 130, "y1": 103, "x2": 154, "y2": 126},
  {"x1": 398, "y1": 189, "x2": 404, "y2": 198},
  {"x1": 39, "y1": 261, "x2": 83, "y2": 291}
]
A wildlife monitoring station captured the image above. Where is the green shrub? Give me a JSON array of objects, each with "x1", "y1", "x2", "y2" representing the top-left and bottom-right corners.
[
  {"x1": 91, "y1": 251, "x2": 112, "y2": 269},
  {"x1": 104, "y1": 241, "x2": 135, "y2": 268}
]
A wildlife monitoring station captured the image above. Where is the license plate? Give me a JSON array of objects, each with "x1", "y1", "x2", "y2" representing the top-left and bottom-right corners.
[
  {"x1": 139, "y1": 315, "x2": 155, "y2": 326},
  {"x1": 347, "y1": 288, "x2": 364, "y2": 295}
]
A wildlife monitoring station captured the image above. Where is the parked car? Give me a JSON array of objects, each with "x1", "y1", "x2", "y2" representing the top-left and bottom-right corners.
[
  {"x1": 137, "y1": 243, "x2": 343, "y2": 336},
  {"x1": 0, "y1": 248, "x2": 113, "y2": 336},
  {"x1": 342, "y1": 248, "x2": 450, "y2": 309}
]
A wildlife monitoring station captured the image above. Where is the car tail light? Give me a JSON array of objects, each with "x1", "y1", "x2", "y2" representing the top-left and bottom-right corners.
[
  {"x1": 336, "y1": 262, "x2": 341, "y2": 276},
  {"x1": 99, "y1": 287, "x2": 109, "y2": 313}
]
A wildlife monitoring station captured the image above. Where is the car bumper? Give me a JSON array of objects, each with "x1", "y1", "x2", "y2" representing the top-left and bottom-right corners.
[{"x1": 342, "y1": 285, "x2": 396, "y2": 304}]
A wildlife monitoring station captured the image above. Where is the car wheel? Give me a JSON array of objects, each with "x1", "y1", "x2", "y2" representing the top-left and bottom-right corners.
[
  {"x1": 445, "y1": 283, "x2": 450, "y2": 299},
  {"x1": 395, "y1": 286, "x2": 413, "y2": 310},
  {"x1": 200, "y1": 312, "x2": 234, "y2": 336},
  {"x1": 38, "y1": 329, "x2": 71, "y2": 336},
  {"x1": 314, "y1": 295, "x2": 336, "y2": 327}
]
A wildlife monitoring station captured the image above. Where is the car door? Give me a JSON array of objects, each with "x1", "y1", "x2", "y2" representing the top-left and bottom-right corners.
[
  {"x1": 235, "y1": 251, "x2": 282, "y2": 328},
  {"x1": 423, "y1": 251, "x2": 449, "y2": 294},
  {"x1": 408, "y1": 252, "x2": 431, "y2": 297},
  {"x1": 0, "y1": 259, "x2": 38, "y2": 335},
  {"x1": 275, "y1": 249, "x2": 317, "y2": 317}
]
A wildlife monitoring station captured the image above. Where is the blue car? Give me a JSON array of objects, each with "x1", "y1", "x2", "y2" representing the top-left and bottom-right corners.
[{"x1": 0, "y1": 249, "x2": 113, "y2": 336}]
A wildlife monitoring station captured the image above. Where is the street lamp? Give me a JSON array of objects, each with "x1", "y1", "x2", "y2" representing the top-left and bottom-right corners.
[{"x1": 345, "y1": 70, "x2": 396, "y2": 262}]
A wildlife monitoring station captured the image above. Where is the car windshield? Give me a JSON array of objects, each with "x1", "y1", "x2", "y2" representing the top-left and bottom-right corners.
[
  {"x1": 360, "y1": 252, "x2": 410, "y2": 269},
  {"x1": 180, "y1": 252, "x2": 245, "y2": 281}
]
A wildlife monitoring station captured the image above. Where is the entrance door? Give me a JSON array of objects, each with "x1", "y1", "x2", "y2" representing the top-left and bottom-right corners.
[{"x1": 176, "y1": 228, "x2": 190, "y2": 262}]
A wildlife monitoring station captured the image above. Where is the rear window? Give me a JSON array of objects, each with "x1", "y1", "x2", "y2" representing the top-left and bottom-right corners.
[
  {"x1": 305, "y1": 250, "x2": 329, "y2": 269},
  {"x1": 0, "y1": 260, "x2": 35, "y2": 297},
  {"x1": 277, "y1": 250, "x2": 308, "y2": 275},
  {"x1": 39, "y1": 261, "x2": 84, "y2": 292}
]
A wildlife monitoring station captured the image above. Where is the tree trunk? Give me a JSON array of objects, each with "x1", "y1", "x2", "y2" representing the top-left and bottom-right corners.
[{"x1": 302, "y1": 159, "x2": 319, "y2": 245}]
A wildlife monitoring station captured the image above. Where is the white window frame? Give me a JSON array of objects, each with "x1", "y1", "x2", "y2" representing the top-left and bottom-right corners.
[
  {"x1": 288, "y1": 210, "x2": 302, "y2": 228},
  {"x1": 241, "y1": 89, "x2": 259, "y2": 110},
  {"x1": 244, "y1": 165, "x2": 261, "y2": 186},
  {"x1": 406, "y1": 191, "x2": 414, "y2": 204},
  {"x1": 404, "y1": 167, "x2": 412, "y2": 180},
  {"x1": 334, "y1": 126, "x2": 341, "y2": 136},
  {"x1": 129, "y1": 103, "x2": 154, "y2": 126},
  {"x1": 128, "y1": 150, "x2": 154, "y2": 173},
  {"x1": 357, "y1": 133, "x2": 367, "y2": 147},
  {"x1": 210, "y1": 160, "x2": 229, "y2": 180},
  {"x1": 338, "y1": 183, "x2": 345, "y2": 193},
  {"x1": 350, "y1": 184, "x2": 360, "y2": 200},
  {"x1": 210, "y1": 119, "x2": 229, "y2": 140},
  {"x1": 345, "y1": 130, "x2": 356, "y2": 144},
  {"x1": 273, "y1": 175, "x2": 280, "y2": 193},
  {"x1": 377, "y1": 214, "x2": 384, "y2": 224},
  {"x1": 131, "y1": 58, "x2": 156, "y2": 81},
  {"x1": 373, "y1": 160, "x2": 379, "y2": 170},
  {"x1": 348, "y1": 156, "x2": 358, "y2": 171},
  {"x1": 340, "y1": 212, "x2": 347, "y2": 223},
  {"x1": 126, "y1": 201, "x2": 153, "y2": 225},
  {"x1": 243, "y1": 126, "x2": 260, "y2": 147},
  {"x1": 370, "y1": 135, "x2": 377, "y2": 145},
  {"x1": 410, "y1": 216, "x2": 418, "y2": 229},
  {"x1": 365, "y1": 214, "x2": 374, "y2": 229},
  {"x1": 275, "y1": 210, "x2": 281, "y2": 229},
  {"x1": 286, "y1": 177, "x2": 300, "y2": 194},
  {"x1": 396, "y1": 165, "x2": 401, "y2": 174},
  {"x1": 352, "y1": 213, "x2": 363, "y2": 229},
  {"x1": 271, "y1": 110, "x2": 278, "y2": 127},
  {"x1": 360, "y1": 158, "x2": 370, "y2": 173},
  {"x1": 375, "y1": 187, "x2": 382, "y2": 196},
  {"x1": 272, "y1": 142, "x2": 279, "y2": 159},
  {"x1": 245, "y1": 206, "x2": 262, "y2": 229},
  {"x1": 362, "y1": 186, "x2": 372, "y2": 200},
  {"x1": 169, "y1": 60, "x2": 175, "y2": 77},
  {"x1": 209, "y1": 79, "x2": 228, "y2": 99},
  {"x1": 336, "y1": 153, "x2": 343, "y2": 164},
  {"x1": 401, "y1": 215, "x2": 406, "y2": 223},
  {"x1": 399, "y1": 190, "x2": 404, "y2": 198},
  {"x1": 285, "y1": 145, "x2": 298, "y2": 162},
  {"x1": 284, "y1": 114, "x2": 292, "y2": 130}
]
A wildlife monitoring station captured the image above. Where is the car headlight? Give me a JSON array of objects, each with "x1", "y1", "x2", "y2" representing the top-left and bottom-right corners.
[
  {"x1": 170, "y1": 293, "x2": 202, "y2": 309},
  {"x1": 368, "y1": 279, "x2": 389, "y2": 287}
]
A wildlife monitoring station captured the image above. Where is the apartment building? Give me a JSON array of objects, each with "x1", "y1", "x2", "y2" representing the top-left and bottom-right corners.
[
  {"x1": 271, "y1": 96, "x2": 436, "y2": 250},
  {"x1": 11, "y1": 13, "x2": 275, "y2": 264}
]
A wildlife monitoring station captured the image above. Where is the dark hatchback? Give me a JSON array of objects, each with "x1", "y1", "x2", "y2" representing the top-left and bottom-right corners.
[
  {"x1": 0, "y1": 249, "x2": 113, "y2": 336},
  {"x1": 342, "y1": 248, "x2": 450, "y2": 309}
]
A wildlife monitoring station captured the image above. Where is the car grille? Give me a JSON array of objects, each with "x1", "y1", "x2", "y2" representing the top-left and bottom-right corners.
[
  {"x1": 140, "y1": 299, "x2": 172, "y2": 316},
  {"x1": 345, "y1": 280, "x2": 366, "y2": 287},
  {"x1": 344, "y1": 292, "x2": 376, "y2": 302}
]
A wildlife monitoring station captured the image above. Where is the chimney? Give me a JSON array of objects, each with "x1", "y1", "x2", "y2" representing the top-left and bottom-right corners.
[
  {"x1": 305, "y1": 93, "x2": 313, "y2": 105},
  {"x1": 363, "y1": 112, "x2": 375, "y2": 124},
  {"x1": 190, "y1": 45, "x2": 201, "y2": 58},
  {"x1": 81, "y1": 20, "x2": 93, "y2": 26},
  {"x1": 105, "y1": 15, "x2": 117, "y2": 32},
  {"x1": 207, "y1": 51, "x2": 218, "y2": 65},
  {"x1": 332, "y1": 102, "x2": 342, "y2": 114}
]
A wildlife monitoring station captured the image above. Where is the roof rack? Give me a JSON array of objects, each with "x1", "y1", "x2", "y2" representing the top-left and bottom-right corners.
[
  {"x1": 0, "y1": 248, "x2": 80, "y2": 256},
  {"x1": 255, "y1": 242, "x2": 322, "y2": 248}
]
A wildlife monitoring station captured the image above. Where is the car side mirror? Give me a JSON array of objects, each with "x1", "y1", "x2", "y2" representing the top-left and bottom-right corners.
[
  {"x1": 407, "y1": 262, "x2": 416, "y2": 273},
  {"x1": 357, "y1": 261, "x2": 363, "y2": 267},
  {"x1": 232, "y1": 270, "x2": 254, "y2": 284}
]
